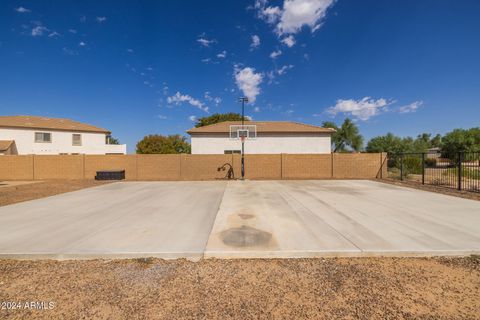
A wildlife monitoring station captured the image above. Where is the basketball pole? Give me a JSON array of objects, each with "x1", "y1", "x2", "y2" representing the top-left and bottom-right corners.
[{"x1": 238, "y1": 97, "x2": 248, "y2": 180}]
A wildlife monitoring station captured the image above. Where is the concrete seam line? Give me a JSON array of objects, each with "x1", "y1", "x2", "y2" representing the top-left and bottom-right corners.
[
  {"x1": 280, "y1": 184, "x2": 363, "y2": 252},
  {"x1": 200, "y1": 181, "x2": 229, "y2": 259}
]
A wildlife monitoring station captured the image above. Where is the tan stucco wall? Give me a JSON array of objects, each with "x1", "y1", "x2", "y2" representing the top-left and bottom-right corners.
[{"x1": 0, "y1": 153, "x2": 387, "y2": 181}]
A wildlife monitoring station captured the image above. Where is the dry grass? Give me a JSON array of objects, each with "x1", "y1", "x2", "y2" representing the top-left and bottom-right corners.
[
  {"x1": 0, "y1": 180, "x2": 112, "y2": 207},
  {"x1": 0, "y1": 257, "x2": 479, "y2": 319}
]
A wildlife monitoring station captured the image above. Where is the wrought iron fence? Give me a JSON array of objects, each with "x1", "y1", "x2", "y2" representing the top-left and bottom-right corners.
[{"x1": 387, "y1": 151, "x2": 480, "y2": 193}]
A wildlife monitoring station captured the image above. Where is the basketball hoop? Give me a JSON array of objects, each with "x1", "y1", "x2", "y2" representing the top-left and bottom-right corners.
[{"x1": 229, "y1": 124, "x2": 257, "y2": 140}]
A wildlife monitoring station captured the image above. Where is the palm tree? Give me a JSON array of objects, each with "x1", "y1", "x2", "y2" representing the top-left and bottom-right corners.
[{"x1": 322, "y1": 118, "x2": 363, "y2": 152}]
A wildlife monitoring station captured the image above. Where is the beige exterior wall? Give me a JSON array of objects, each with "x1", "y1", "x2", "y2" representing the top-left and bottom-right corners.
[
  {"x1": 0, "y1": 127, "x2": 126, "y2": 155},
  {"x1": 191, "y1": 133, "x2": 332, "y2": 154},
  {"x1": 0, "y1": 153, "x2": 387, "y2": 181}
]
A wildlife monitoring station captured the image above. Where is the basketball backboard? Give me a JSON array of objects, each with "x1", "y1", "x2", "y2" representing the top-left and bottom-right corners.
[{"x1": 229, "y1": 124, "x2": 257, "y2": 140}]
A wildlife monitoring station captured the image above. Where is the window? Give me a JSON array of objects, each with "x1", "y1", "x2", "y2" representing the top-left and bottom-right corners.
[
  {"x1": 224, "y1": 150, "x2": 241, "y2": 154},
  {"x1": 72, "y1": 134, "x2": 82, "y2": 146},
  {"x1": 34, "y1": 132, "x2": 51, "y2": 143}
]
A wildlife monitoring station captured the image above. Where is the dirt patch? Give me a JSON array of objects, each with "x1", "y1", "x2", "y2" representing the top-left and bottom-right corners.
[
  {"x1": 377, "y1": 178, "x2": 480, "y2": 201},
  {"x1": 0, "y1": 180, "x2": 112, "y2": 207},
  {"x1": 0, "y1": 257, "x2": 478, "y2": 319}
]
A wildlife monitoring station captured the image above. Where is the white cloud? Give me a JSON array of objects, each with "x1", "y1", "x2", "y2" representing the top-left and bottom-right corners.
[
  {"x1": 189, "y1": 115, "x2": 197, "y2": 122},
  {"x1": 277, "y1": 0, "x2": 335, "y2": 35},
  {"x1": 167, "y1": 92, "x2": 209, "y2": 112},
  {"x1": 48, "y1": 31, "x2": 60, "y2": 38},
  {"x1": 197, "y1": 35, "x2": 216, "y2": 47},
  {"x1": 217, "y1": 50, "x2": 227, "y2": 58},
  {"x1": 15, "y1": 7, "x2": 30, "y2": 13},
  {"x1": 158, "y1": 115, "x2": 167, "y2": 120},
  {"x1": 234, "y1": 67, "x2": 263, "y2": 103},
  {"x1": 254, "y1": 106, "x2": 261, "y2": 112},
  {"x1": 281, "y1": 35, "x2": 296, "y2": 47},
  {"x1": 254, "y1": 0, "x2": 281, "y2": 24},
  {"x1": 270, "y1": 50, "x2": 282, "y2": 59},
  {"x1": 254, "y1": 0, "x2": 335, "y2": 45},
  {"x1": 277, "y1": 64, "x2": 294, "y2": 75},
  {"x1": 250, "y1": 35, "x2": 261, "y2": 49},
  {"x1": 204, "y1": 92, "x2": 222, "y2": 106},
  {"x1": 327, "y1": 97, "x2": 392, "y2": 121},
  {"x1": 266, "y1": 70, "x2": 276, "y2": 84},
  {"x1": 62, "y1": 47, "x2": 78, "y2": 55},
  {"x1": 68, "y1": 29, "x2": 77, "y2": 34},
  {"x1": 31, "y1": 26, "x2": 49, "y2": 37},
  {"x1": 96, "y1": 16, "x2": 107, "y2": 23},
  {"x1": 398, "y1": 100, "x2": 423, "y2": 113},
  {"x1": 127, "y1": 48, "x2": 134, "y2": 53},
  {"x1": 201, "y1": 58, "x2": 212, "y2": 63},
  {"x1": 79, "y1": 41, "x2": 86, "y2": 46}
]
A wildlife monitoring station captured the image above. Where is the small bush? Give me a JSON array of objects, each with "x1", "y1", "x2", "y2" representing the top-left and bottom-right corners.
[{"x1": 403, "y1": 156, "x2": 422, "y2": 175}]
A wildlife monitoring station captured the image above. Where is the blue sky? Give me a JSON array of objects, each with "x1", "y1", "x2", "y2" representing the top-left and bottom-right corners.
[{"x1": 1, "y1": 0, "x2": 479, "y2": 153}]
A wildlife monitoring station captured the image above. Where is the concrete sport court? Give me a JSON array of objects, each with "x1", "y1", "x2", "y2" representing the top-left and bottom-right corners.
[{"x1": 0, "y1": 180, "x2": 479, "y2": 259}]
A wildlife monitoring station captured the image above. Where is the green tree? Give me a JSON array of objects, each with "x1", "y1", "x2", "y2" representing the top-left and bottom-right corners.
[
  {"x1": 322, "y1": 118, "x2": 363, "y2": 152},
  {"x1": 107, "y1": 136, "x2": 120, "y2": 145},
  {"x1": 366, "y1": 132, "x2": 443, "y2": 154},
  {"x1": 366, "y1": 133, "x2": 408, "y2": 154},
  {"x1": 195, "y1": 113, "x2": 247, "y2": 127},
  {"x1": 430, "y1": 134, "x2": 442, "y2": 148},
  {"x1": 412, "y1": 133, "x2": 432, "y2": 153},
  {"x1": 441, "y1": 128, "x2": 480, "y2": 154},
  {"x1": 136, "y1": 134, "x2": 191, "y2": 154}
]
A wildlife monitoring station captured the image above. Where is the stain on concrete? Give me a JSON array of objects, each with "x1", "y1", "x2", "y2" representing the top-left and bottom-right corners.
[
  {"x1": 238, "y1": 213, "x2": 254, "y2": 219},
  {"x1": 220, "y1": 225, "x2": 272, "y2": 247}
]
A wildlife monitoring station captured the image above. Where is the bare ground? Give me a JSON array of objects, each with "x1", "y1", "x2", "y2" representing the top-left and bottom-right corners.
[
  {"x1": 378, "y1": 178, "x2": 480, "y2": 201},
  {"x1": 0, "y1": 180, "x2": 111, "y2": 207},
  {"x1": 0, "y1": 257, "x2": 479, "y2": 319}
]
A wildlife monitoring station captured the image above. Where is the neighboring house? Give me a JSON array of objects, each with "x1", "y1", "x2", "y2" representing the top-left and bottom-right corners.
[
  {"x1": 0, "y1": 115, "x2": 126, "y2": 155},
  {"x1": 0, "y1": 140, "x2": 17, "y2": 155},
  {"x1": 427, "y1": 147, "x2": 441, "y2": 159},
  {"x1": 187, "y1": 121, "x2": 334, "y2": 154}
]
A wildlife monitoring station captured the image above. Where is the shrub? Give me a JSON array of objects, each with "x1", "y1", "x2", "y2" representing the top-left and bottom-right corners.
[{"x1": 403, "y1": 156, "x2": 422, "y2": 175}]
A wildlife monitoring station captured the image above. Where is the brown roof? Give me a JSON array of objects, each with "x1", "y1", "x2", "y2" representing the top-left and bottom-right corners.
[
  {"x1": 0, "y1": 140, "x2": 14, "y2": 151},
  {"x1": 187, "y1": 121, "x2": 335, "y2": 134},
  {"x1": 0, "y1": 115, "x2": 110, "y2": 134}
]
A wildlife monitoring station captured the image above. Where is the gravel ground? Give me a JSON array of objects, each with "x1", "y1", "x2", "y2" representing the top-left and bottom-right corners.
[
  {"x1": 377, "y1": 179, "x2": 480, "y2": 201},
  {"x1": 0, "y1": 256, "x2": 479, "y2": 319},
  {"x1": 0, "y1": 180, "x2": 111, "y2": 207}
]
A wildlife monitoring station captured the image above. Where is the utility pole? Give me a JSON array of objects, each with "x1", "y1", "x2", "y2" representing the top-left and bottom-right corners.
[{"x1": 238, "y1": 97, "x2": 248, "y2": 180}]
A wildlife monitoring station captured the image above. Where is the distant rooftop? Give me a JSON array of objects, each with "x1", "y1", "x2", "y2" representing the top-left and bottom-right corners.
[
  {"x1": 0, "y1": 115, "x2": 110, "y2": 134},
  {"x1": 187, "y1": 121, "x2": 335, "y2": 134},
  {"x1": 0, "y1": 140, "x2": 14, "y2": 151}
]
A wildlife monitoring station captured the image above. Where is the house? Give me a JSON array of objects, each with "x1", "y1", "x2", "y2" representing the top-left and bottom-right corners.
[
  {"x1": 187, "y1": 121, "x2": 334, "y2": 154},
  {"x1": 0, "y1": 115, "x2": 126, "y2": 155}
]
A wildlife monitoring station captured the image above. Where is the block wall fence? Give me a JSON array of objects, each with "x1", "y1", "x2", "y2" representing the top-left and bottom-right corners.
[{"x1": 0, "y1": 153, "x2": 387, "y2": 181}]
